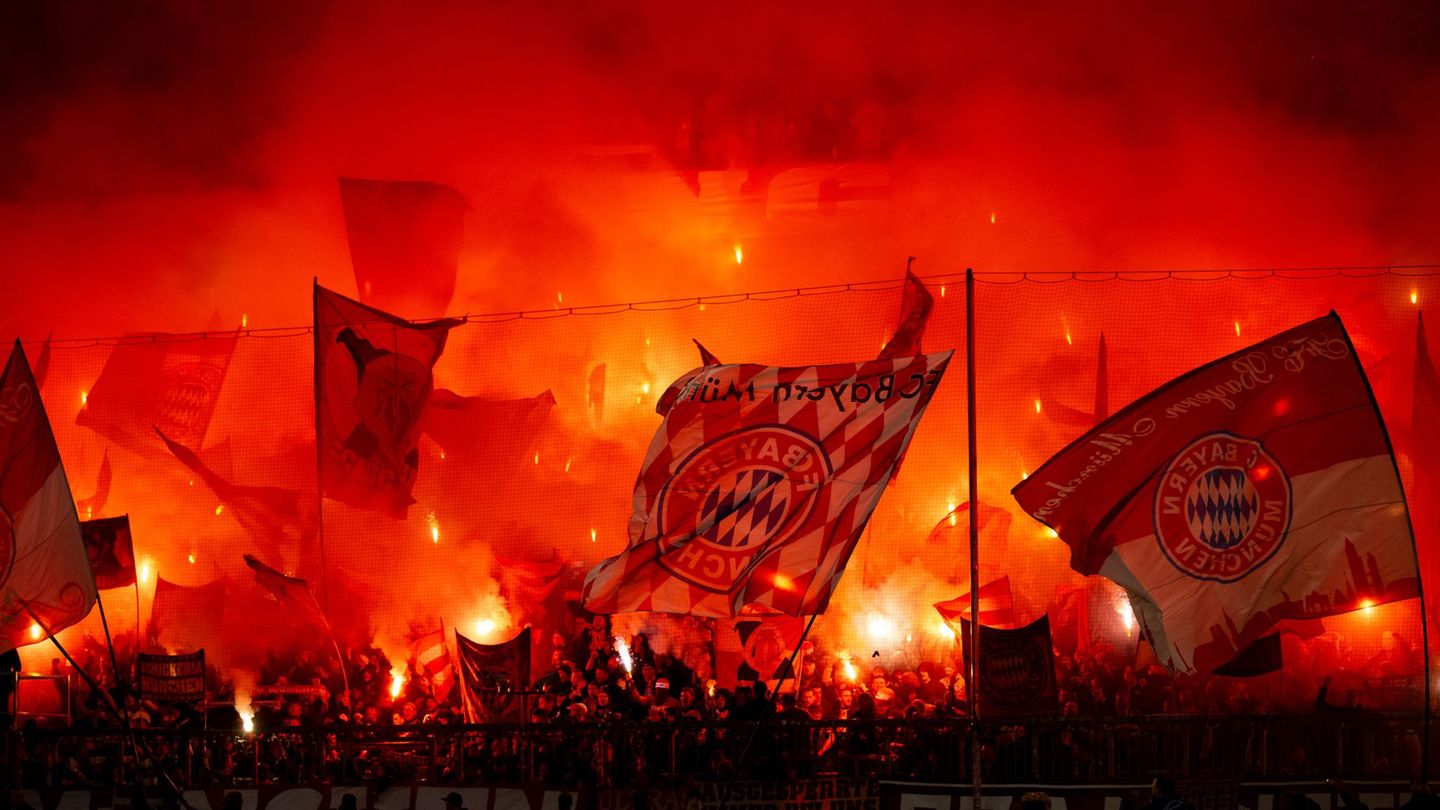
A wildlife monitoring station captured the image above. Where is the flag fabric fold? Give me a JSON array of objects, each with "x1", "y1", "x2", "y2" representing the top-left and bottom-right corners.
[
  {"x1": 156, "y1": 428, "x2": 305, "y2": 556},
  {"x1": 410, "y1": 624, "x2": 454, "y2": 703},
  {"x1": 877, "y1": 270, "x2": 933, "y2": 359},
  {"x1": 694, "y1": 340, "x2": 721, "y2": 366},
  {"x1": 338, "y1": 177, "x2": 468, "y2": 318},
  {"x1": 243, "y1": 554, "x2": 327, "y2": 627},
  {"x1": 456, "y1": 626, "x2": 531, "y2": 723},
  {"x1": 77, "y1": 333, "x2": 236, "y2": 458},
  {"x1": 148, "y1": 577, "x2": 226, "y2": 653},
  {"x1": 80, "y1": 515, "x2": 135, "y2": 590},
  {"x1": 935, "y1": 576, "x2": 1017, "y2": 629},
  {"x1": 75, "y1": 452, "x2": 112, "y2": 521},
  {"x1": 315, "y1": 284, "x2": 460, "y2": 519},
  {"x1": 422, "y1": 388, "x2": 555, "y2": 462},
  {"x1": 1012, "y1": 313, "x2": 1420, "y2": 674},
  {"x1": 583, "y1": 350, "x2": 952, "y2": 617},
  {"x1": 0, "y1": 341, "x2": 96, "y2": 652}
]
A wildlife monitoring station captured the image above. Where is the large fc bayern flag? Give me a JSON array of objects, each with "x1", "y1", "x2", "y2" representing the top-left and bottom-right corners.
[
  {"x1": 584, "y1": 351, "x2": 952, "y2": 617},
  {"x1": 1013, "y1": 313, "x2": 1419, "y2": 674}
]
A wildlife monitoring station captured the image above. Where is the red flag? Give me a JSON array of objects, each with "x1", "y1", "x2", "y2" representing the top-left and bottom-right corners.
[
  {"x1": 156, "y1": 428, "x2": 305, "y2": 555},
  {"x1": 935, "y1": 577, "x2": 1017, "y2": 629},
  {"x1": 1045, "y1": 332, "x2": 1110, "y2": 428},
  {"x1": 80, "y1": 515, "x2": 135, "y2": 590},
  {"x1": 716, "y1": 614, "x2": 807, "y2": 685},
  {"x1": 1013, "y1": 313, "x2": 1419, "y2": 674},
  {"x1": 583, "y1": 350, "x2": 952, "y2": 617},
  {"x1": 493, "y1": 547, "x2": 566, "y2": 616},
  {"x1": 456, "y1": 626, "x2": 531, "y2": 722},
  {"x1": 960, "y1": 615, "x2": 1059, "y2": 716},
  {"x1": 410, "y1": 624, "x2": 454, "y2": 702},
  {"x1": 75, "y1": 452, "x2": 112, "y2": 521},
  {"x1": 338, "y1": 177, "x2": 468, "y2": 318},
  {"x1": 0, "y1": 341, "x2": 96, "y2": 652},
  {"x1": 242, "y1": 554, "x2": 326, "y2": 628},
  {"x1": 694, "y1": 339, "x2": 721, "y2": 366},
  {"x1": 148, "y1": 577, "x2": 226, "y2": 653},
  {"x1": 315, "y1": 284, "x2": 460, "y2": 518},
  {"x1": 77, "y1": 333, "x2": 236, "y2": 458},
  {"x1": 422, "y1": 388, "x2": 555, "y2": 462},
  {"x1": 927, "y1": 499, "x2": 1012, "y2": 545},
  {"x1": 877, "y1": 270, "x2": 933, "y2": 359}
]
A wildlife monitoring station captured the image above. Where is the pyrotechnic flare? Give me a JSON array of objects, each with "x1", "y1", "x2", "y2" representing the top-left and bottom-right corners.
[
  {"x1": 615, "y1": 636, "x2": 634, "y2": 674},
  {"x1": 389, "y1": 670, "x2": 405, "y2": 699}
]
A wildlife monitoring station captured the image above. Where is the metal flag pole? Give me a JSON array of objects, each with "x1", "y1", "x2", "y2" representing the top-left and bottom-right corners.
[
  {"x1": 965, "y1": 266, "x2": 983, "y2": 802},
  {"x1": 312, "y1": 278, "x2": 331, "y2": 615}
]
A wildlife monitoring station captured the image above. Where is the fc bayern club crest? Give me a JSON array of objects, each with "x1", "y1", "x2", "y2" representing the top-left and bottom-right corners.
[
  {"x1": 656, "y1": 424, "x2": 831, "y2": 593},
  {"x1": 1154, "y1": 432, "x2": 1292, "y2": 583}
]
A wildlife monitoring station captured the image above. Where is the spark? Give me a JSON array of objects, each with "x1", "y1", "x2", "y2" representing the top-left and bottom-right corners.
[
  {"x1": 946, "y1": 501, "x2": 958, "y2": 527},
  {"x1": 1065, "y1": 331, "x2": 1073, "y2": 346},
  {"x1": 533, "y1": 452, "x2": 539, "y2": 465},
  {"x1": 733, "y1": 243, "x2": 744, "y2": 265},
  {"x1": 841, "y1": 657, "x2": 858, "y2": 682},
  {"x1": 641, "y1": 380, "x2": 651, "y2": 395},
  {"x1": 428, "y1": 512, "x2": 440, "y2": 544},
  {"x1": 564, "y1": 457, "x2": 572, "y2": 473},
  {"x1": 439, "y1": 451, "x2": 446, "y2": 461},
  {"x1": 241, "y1": 313, "x2": 248, "y2": 329},
  {"x1": 188, "y1": 479, "x2": 194, "y2": 487},
  {"x1": 939, "y1": 285, "x2": 946, "y2": 298},
  {"x1": 590, "y1": 528, "x2": 597, "y2": 543},
  {"x1": 80, "y1": 391, "x2": 87, "y2": 406},
  {"x1": 615, "y1": 636, "x2": 634, "y2": 674},
  {"x1": 1412, "y1": 290, "x2": 1419, "y2": 305},
  {"x1": 556, "y1": 291, "x2": 564, "y2": 304},
  {"x1": 215, "y1": 504, "x2": 224, "y2": 516},
  {"x1": 389, "y1": 671, "x2": 405, "y2": 699},
  {"x1": 29, "y1": 623, "x2": 42, "y2": 641},
  {"x1": 1034, "y1": 399, "x2": 1042, "y2": 414},
  {"x1": 1234, "y1": 320, "x2": 1242, "y2": 337},
  {"x1": 187, "y1": 553, "x2": 196, "y2": 565},
  {"x1": 989, "y1": 212, "x2": 996, "y2": 224},
  {"x1": 139, "y1": 558, "x2": 153, "y2": 585},
  {"x1": 1115, "y1": 597, "x2": 1135, "y2": 637}
]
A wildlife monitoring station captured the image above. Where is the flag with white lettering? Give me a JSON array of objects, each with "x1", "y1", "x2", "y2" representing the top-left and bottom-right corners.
[
  {"x1": 583, "y1": 351, "x2": 952, "y2": 617},
  {"x1": 1012, "y1": 313, "x2": 1419, "y2": 674}
]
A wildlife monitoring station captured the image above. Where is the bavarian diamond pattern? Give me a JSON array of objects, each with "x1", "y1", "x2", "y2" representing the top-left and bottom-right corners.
[
  {"x1": 1185, "y1": 468, "x2": 1257, "y2": 550},
  {"x1": 700, "y1": 468, "x2": 785, "y2": 547}
]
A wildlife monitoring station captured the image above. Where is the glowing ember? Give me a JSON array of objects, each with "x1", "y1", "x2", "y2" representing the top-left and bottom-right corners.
[
  {"x1": 1021, "y1": 470, "x2": 1029, "y2": 480},
  {"x1": 1412, "y1": 290, "x2": 1419, "y2": 305},
  {"x1": 946, "y1": 501, "x2": 957, "y2": 527},
  {"x1": 641, "y1": 380, "x2": 651, "y2": 395},
  {"x1": 1065, "y1": 331, "x2": 1073, "y2": 346},
  {"x1": 773, "y1": 572, "x2": 795, "y2": 591},
  {"x1": 428, "y1": 512, "x2": 440, "y2": 544},
  {"x1": 139, "y1": 557, "x2": 153, "y2": 584},
  {"x1": 80, "y1": 390, "x2": 87, "y2": 406},
  {"x1": 533, "y1": 452, "x2": 539, "y2": 465},
  {"x1": 989, "y1": 211, "x2": 996, "y2": 224},
  {"x1": 590, "y1": 528, "x2": 597, "y2": 543},
  {"x1": 389, "y1": 670, "x2": 405, "y2": 699},
  {"x1": 615, "y1": 635, "x2": 634, "y2": 674},
  {"x1": 733, "y1": 243, "x2": 744, "y2": 264},
  {"x1": 841, "y1": 657, "x2": 858, "y2": 682},
  {"x1": 187, "y1": 553, "x2": 196, "y2": 565},
  {"x1": 564, "y1": 457, "x2": 572, "y2": 473},
  {"x1": 242, "y1": 313, "x2": 248, "y2": 328},
  {"x1": 475, "y1": 618, "x2": 496, "y2": 637},
  {"x1": 1360, "y1": 599, "x2": 1376, "y2": 614},
  {"x1": 1033, "y1": 399, "x2": 1042, "y2": 414},
  {"x1": 1234, "y1": 320, "x2": 1242, "y2": 337},
  {"x1": 28, "y1": 622, "x2": 42, "y2": 641},
  {"x1": 215, "y1": 504, "x2": 223, "y2": 516}
]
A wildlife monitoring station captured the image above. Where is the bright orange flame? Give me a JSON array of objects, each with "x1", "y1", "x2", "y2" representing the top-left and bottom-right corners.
[
  {"x1": 946, "y1": 501, "x2": 958, "y2": 527},
  {"x1": 1412, "y1": 290, "x2": 1419, "y2": 305},
  {"x1": 1044, "y1": 527, "x2": 1059, "y2": 539},
  {"x1": 773, "y1": 572, "x2": 795, "y2": 591},
  {"x1": 590, "y1": 528, "x2": 597, "y2": 543},
  {"x1": 641, "y1": 380, "x2": 651, "y2": 395},
  {"x1": 214, "y1": 504, "x2": 223, "y2": 516},
  {"x1": 564, "y1": 457, "x2": 572, "y2": 473},
  {"x1": 866, "y1": 614, "x2": 895, "y2": 640},
  {"x1": 533, "y1": 452, "x2": 539, "y2": 465},
  {"x1": 241, "y1": 313, "x2": 248, "y2": 329},
  {"x1": 1115, "y1": 597, "x2": 1135, "y2": 637},
  {"x1": 939, "y1": 285, "x2": 946, "y2": 297},
  {"x1": 934, "y1": 619, "x2": 957, "y2": 639},
  {"x1": 1360, "y1": 599, "x2": 1376, "y2": 614},
  {"x1": 989, "y1": 211, "x2": 996, "y2": 224},
  {"x1": 1034, "y1": 399, "x2": 1042, "y2": 414},
  {"x1": 841, "y1": 657, "x2": 858, "y2": 682},
  {"x1": 80, "y1": 391, "x2": 87, "y2": 406},
  {"x1": 733, "y1": 244, "x2": 744, "y2": 264},
  {"x1": 475, "y1": 618, "x2": 496, "y2": 638},
  {"x1": 389, "y1": 671, "x2": 405, "y2": 699},
  {"x1": 1234, "y1": 320, "x2": 1242, "y2": 337},
  {"x1": 28, "y1": 622, "x2": 42, "y2": 641},
  {"x1": 1065, "y1": 331, "x2": 1073, "y2": 346},
  {"x1": 139, "y1": 557, "x2": 153, "y2": 585},
  {"x1": 187, "y1": 553, "x2": 196, "y2": 564},
  {"x1": 428, "y1": 512, "x2": 440, "y2": 544},
  {"x1": 1021, "y1": 470, "x2": 1029, "y2": 480}
]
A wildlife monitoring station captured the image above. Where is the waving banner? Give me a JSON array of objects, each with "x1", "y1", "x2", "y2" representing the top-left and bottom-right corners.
[
  {"x1": 1013, "y1": 313, "x2": 1419, "y2": 673},
  {"x1": 584, "y1": 351, "x2": 951, "y2": 617}
]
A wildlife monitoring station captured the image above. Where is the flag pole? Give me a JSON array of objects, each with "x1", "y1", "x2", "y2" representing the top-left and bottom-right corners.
[
  {"x1": 312, "y1": 278, "x2": 331, "y2": 615},
  {"x1": 965, "y1": 266, "x2": 983, "y2": 801}
]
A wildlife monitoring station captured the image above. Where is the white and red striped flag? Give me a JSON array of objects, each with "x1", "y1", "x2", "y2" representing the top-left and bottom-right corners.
[
  {"x1": 584, "y1": 350, "x2": 952, "y2": 617},
  {"x1": 0, "y1": 342, "x2": 96, "y2": 651},
  {"x1": 1013, "y1": 313, "x2": 1419, "y2": 674},
  {"x1": 411, "y1": 623, "x2": 454, "y2": 702},
  {"x1": 934, "y1": 576, "x2": 1017, "y2": 629}
]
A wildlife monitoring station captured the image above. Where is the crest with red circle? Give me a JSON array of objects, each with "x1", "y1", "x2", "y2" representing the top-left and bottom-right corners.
[
  {"x1": 656, "y1": 425, "x2": 831, "y2": 593},
  {"x1": 1154, "y1": 432, "x2": 1292, "y2": 583}
]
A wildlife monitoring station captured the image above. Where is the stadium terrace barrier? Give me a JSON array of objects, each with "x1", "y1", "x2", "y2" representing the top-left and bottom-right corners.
[{"x1": 4, "y1": 714, "x2": 1428, "y2": 791}]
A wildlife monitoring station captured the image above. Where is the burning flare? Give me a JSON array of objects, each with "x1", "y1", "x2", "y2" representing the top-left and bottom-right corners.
[
  {"x1": 389, "y1": 669, "x2": 406, "y2": 699},
  {"x1": 428, "y1": 512, "x2": 440, "y2": 544},
  {"x1": 733, "y1": 243, "x2": 744, "y2": 265},
  {"x1": 615, "y1": 635, "x2": 634, "y2": 674}
]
